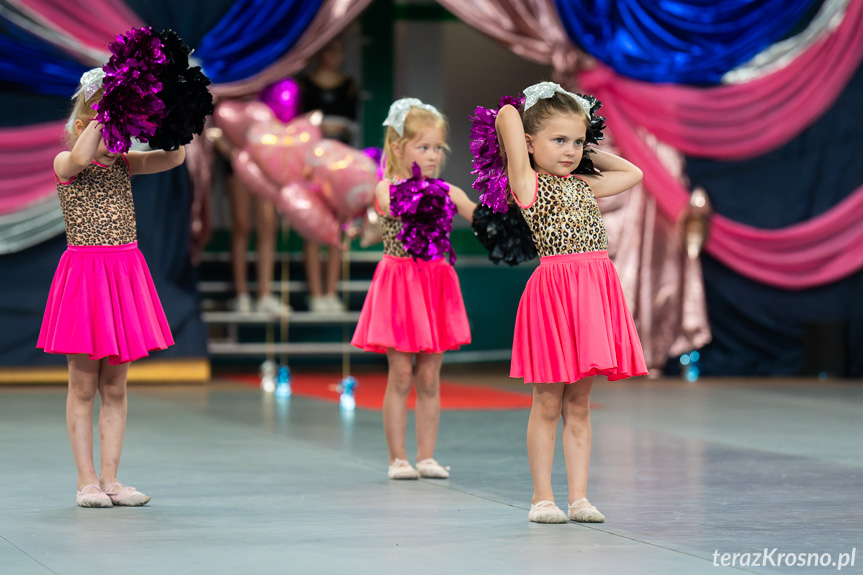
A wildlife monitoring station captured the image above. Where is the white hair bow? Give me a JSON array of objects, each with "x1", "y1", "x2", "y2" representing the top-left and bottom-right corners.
[
  {"x1": 71, "y1": 68, "x2": 105, "y2": 101},
  {"x1": 382, "y1": 97, "x2": 443, "y2": 136},
  {"x1": 523, "y1": 81, "x2": 591, "y2": 119}
]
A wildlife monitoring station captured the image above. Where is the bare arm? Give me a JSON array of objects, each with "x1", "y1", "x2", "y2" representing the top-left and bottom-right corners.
[
  {"x1": 448, "y1": 184, "x2": 477, "y2": 223},
  {"x1": 126, "y1": 147, "x2": 186, "y2": 176},
  {"x1": 373, "y1": 180, "x2": 391, "y2": 217},
  {"x1": 53, "y1": 121, "x2": 103, "y2": 182},
  {"x1": 581, "y1": 148, "x2": 643, "y2": 198},
  {"x1": 495, "y1": 105, "x2": 535, "y2": 207}
]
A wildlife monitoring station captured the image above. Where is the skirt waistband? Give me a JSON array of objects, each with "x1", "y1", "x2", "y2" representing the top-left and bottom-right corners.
[
  {"x1": 539, "y1": 251, "x2": 608, "y2": 265},
  {"x1": 67, "y1": 242, "x2": 138, "y2": 253},
  {"x1": 382, "y1": 254, "x2": 447, "y2": 265}
]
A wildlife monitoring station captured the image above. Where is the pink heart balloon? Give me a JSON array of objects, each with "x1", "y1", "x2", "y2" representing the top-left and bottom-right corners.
[
  {"x1": 276, "y1": 182, "x2": 340, "y2": 247},
  {"x1": 213, "y1": 100, "x2": 275, "y2": 148},
  {"x1": 248, "y1": 114, "x2": 323, "y2": 186},
  {"x1": 306, "y1": 139, "x2": 378, "y2": 221},
  {"x1": 230, "y1": 148, "x2": 280, "y2": 203}
]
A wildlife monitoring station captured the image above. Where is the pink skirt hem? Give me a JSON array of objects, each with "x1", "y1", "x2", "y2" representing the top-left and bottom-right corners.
[{"x1": 352, "y1": 255, "x2": 471, "y2": 354}]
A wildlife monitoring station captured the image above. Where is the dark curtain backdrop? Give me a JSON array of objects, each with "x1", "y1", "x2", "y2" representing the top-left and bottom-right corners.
[{"x1": 685, "y1": 64, "x2": 863, "y2": 376}]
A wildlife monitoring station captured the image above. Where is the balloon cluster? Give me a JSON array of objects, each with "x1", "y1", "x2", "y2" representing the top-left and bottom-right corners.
[{"x1": 212, "y1": 80, "x2": 378, "y2": 246}]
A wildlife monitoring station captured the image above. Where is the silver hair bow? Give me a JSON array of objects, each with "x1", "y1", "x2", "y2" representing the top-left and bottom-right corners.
[
  {"x1": 523, "y1": 81, "x2": 591, "y2": 119},
  {"x1": 71, "y1": 67, "x2": 105, "y2": 101},
  {"x1": 382, "y1": 97, "x2": 443, "y2": 136}
]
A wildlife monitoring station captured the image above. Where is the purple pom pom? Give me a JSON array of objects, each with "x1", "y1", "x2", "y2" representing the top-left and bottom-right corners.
[
  {"x1": 95, "y1": 27, "x2": 168, "y2": 154},
  {"x1": 389, "y1": 163, "x2": 457, "y2": 265},
  {"x1": 469, "y1": 94, "x2": 525, "y2": 213}
]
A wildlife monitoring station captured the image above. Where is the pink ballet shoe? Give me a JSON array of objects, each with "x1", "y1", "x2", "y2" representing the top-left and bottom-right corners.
[
  {"x1": 103, "y1": 482, "x2": 150, "y2": 507},
  {"x1": 76, "y1": 484, "x2": 112, "y2": 508}
]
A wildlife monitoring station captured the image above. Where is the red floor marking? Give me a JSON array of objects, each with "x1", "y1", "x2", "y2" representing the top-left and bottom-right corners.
[{"x1": 225, "y1": 372, "x2": 534, "y2": 410}]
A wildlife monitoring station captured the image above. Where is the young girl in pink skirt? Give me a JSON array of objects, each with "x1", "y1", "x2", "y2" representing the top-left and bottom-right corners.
[
  {"x1": 352, "y1": 98, "x2": 476, "y2": 480},
  {"x1": 494, "y1": 82, "x2": 648, "y2": 523},
  {"x1": 37, "y1": 69, "x2": 184, "y2": 508}
]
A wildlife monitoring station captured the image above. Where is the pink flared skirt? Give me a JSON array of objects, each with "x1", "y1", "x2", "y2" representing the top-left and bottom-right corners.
[
  {"x1": 37, "y1": 242, "x2": 174, "y2": 365},
  {"x1": 352, "y1": 255, "x2": 471, "y2": 354},
  {"x1": 511, "y1": 251, "x2": 647, "y2": 383}
]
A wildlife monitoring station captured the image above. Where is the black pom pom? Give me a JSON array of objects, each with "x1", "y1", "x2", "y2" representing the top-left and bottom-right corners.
[
  {"x1": 148, "y1": 29, "x2": 214, "y2": 151},
  {"x1": 472, "y1": 204, "x2": 538, "y2": 266}
]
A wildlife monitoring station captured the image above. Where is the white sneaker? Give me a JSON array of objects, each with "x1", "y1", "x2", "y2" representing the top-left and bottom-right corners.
[
  {"x1": 416, "y1": 458, "x2": 450, "y2": 479},
  {"x1": 308, "y1": 295, "x2": 330, "y2": 313},
  {"x1": 256, "y1": 294, "x2": 291, "y2": 316},
  {"x1": 231, "y1": 293, "x2": 253, "y2": 313},
  {"x1": 388, "y1": 458, "x2": 419, "y2": 480},
  {"x1": 528, "y1": 500, "x2": 568, "y2": 524},
  {"x1": 324, "y1": 294, "x2": 346, "y2": 312}
]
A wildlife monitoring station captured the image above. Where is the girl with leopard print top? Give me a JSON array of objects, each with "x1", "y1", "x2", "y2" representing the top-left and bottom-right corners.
[
  {"x1": 38, "y1": 69, "x2": 185, "y2": 509},
  {"x1": 494, "y1": 82, "x2": 648, "y2": 524}
]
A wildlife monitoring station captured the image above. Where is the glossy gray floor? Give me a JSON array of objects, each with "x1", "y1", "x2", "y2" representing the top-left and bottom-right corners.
[{"x1": 1, "y1": 372, "x2": 862, "y2": 575}]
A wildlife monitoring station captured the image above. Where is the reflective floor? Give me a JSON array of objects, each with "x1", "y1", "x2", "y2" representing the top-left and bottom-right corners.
[{"x1": 1, "y1": 368, "x2": 862, "y2": 574}]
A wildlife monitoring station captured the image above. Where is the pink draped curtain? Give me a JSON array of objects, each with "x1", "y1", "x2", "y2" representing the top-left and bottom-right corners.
[
  {"x1": 12, "y1": 0, "x2": 143, "y2": 55},
  {"x1": 0, "y1": 122, "x2": 65, "y2": 214}
]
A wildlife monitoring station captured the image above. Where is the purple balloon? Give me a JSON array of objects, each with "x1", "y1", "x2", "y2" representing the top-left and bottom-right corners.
[
  {"x1": 258, "y1": 78, "x2": 301, "y2": 123},
  {"x1": 363, "y1": 147, "x2": 384, "y2": 180}
]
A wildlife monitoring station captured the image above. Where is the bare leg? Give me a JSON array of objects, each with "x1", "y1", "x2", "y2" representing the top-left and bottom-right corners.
[
  {"x1": 413, "y1": 352, "x2": 443, "y2": 461},
  {"x1": 97, "y1": 358, "x2": 130, "y2": 487},
  {"x1": 527, "y1": 383, "x2": 564, "y2": 504},
  {"x1": 66, "y1": 354, "x2": 100, "y2": 490},
  {"x1": 226, "y1": 174, "x2": 251, "y2": 297},
  {"x1": 254, "y1": 197, "x2": 277, "y2": 299},
  {"x1": 562, "y1": 377, "x2": 594, "y2": 503},
  {"x1": 382, "y1": 349, "x2": 414, "y2": 463},
  {"x1": 324, "y1": 244, "x2": 342, "y2": 297},
  {"x1": 303, "y1": 241, "x2": 323, "y2": 299}
]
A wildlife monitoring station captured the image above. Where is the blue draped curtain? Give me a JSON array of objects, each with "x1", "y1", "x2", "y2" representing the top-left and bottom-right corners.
[{"x1": 553, "y1": 0, "x2": 821, "y2": 84}]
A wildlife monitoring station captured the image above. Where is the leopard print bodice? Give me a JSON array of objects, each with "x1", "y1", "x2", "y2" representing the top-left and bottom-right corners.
[
  {"x1": 380, "y1": 214, "x2": 411, "y2": 258},
  {"x1": 518, "y1": 172, "x2": 607, "y2": 257},
  {"x1": 57, "y1": 159, "x2": 137, "y2": 246}
]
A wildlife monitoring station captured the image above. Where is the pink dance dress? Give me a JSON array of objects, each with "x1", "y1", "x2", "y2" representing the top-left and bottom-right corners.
[
  {"x1": 37, "y1": 158, "x2": 174, "y2": 365},
  {"x1": 511, "y1": 172, "x2": 647, "y2": 383},
  {"x1": 351, "y1": 198, "x2": 471, "y2": 354}
]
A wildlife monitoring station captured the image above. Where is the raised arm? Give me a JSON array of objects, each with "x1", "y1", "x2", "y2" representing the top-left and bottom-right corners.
[
  {"x1": 126, "y1": 147, "x2": 186, "y2": 176},
  {"x1": 495, "y1": 105, "x2": 535, "y2": 207},
  {"x1": 54, "y1": 121, "x2": 104, "y2": 182},
  {"x1": 448, "y1": 184, "x2": 477, "y2": 223},
  {"x1": 581, "y1": 148, "x2": 643, "y2": 198}
]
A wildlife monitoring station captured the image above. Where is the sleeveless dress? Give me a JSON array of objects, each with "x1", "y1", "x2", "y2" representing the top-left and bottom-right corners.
[
  {"x1": 37, "y1": 158, "x2": 174, "y2": 364},
  {"x1": 351, "y1": 193, "x2": 471, "y2": 354},
  {"x1": 511, "y1": 172, "x2": 646, "y2": 383}
]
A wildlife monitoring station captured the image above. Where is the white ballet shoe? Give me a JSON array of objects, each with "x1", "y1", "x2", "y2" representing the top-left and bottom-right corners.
[
  {"x1": 528, "y1": 500, "x2": 568, "y2": 524},
  {"x1": 568, "y1": 498, "x2": 605, "y2": 522}
]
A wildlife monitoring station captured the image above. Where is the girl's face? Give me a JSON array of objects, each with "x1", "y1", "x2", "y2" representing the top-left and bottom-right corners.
[
  {"x1": 525, "y1": 114, "x2": 587, "y2": 177},
  {"x1": 394, "y1": 125, "x2": 445, "y2": 179}
]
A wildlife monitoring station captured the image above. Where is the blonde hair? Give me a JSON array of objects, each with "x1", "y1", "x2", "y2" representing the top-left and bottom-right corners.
[
  {"x1": 64, "y1": 88, "x2": 103, "y2": 149},
  {"x1": 521, "y1": 91, "x2": 588, "y2": 137},
  {"x1": 383, "y1": 106, "x2": 449, "y2": 180}
]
